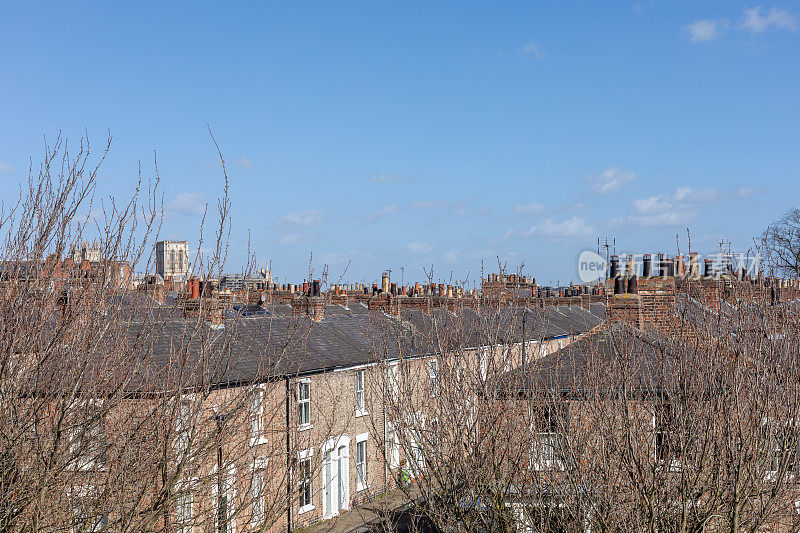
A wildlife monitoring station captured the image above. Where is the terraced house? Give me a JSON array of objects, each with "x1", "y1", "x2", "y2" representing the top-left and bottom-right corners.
[{"x1": 3, "y1": 269, "x2": 603, "y2": 533}]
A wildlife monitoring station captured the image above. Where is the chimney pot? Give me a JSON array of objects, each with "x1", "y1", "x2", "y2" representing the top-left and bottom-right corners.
[
  {"x1": 627, "y1": 275, "x2": 638, "y2": 294},
  {"x1": 675, "y1": 255, "x2": 685, "y2": 278},
  {"x1": 704, "y1": 259, "x2": 714, "y2": 277},
  {"x1": 610, "y1": 255, "x2": 619, "y2": 278},
  {"x1": 689, "y1": 253, "x2": 700, "y2": 279},
  {"x1": 642, "y1": 254, "x2": 652, "y2": 277}
]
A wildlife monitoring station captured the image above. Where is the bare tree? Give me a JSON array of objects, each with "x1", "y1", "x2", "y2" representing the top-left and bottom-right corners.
[
  {"x1": 369, "y1": 272, "x2": 800, "y2": 533},
  {"x1": 0, "y1": 133, "x2": 317, "y2": 533},
  {"x1": 762, "y1": 209, "x2": 800, "y2": 278}
]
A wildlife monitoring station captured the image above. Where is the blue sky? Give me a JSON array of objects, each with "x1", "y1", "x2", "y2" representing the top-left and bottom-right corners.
[{"x1": 1, "y1": 2, "x2": 798, "y2": 286}]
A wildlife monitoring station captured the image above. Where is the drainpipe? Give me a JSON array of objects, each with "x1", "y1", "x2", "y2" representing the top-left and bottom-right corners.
[
  {"x1": 522, "y1": 311, "x2": 526, "y2": 372},
  {"x1": 214, "y1": 412, "x2": 227, "y2": 533},
  {"x1": 286, "y1": 376, "x2": 292, "y2": 533},
  {"x1": 383, "y1": 366, "x2": 388, "y2": 490}
]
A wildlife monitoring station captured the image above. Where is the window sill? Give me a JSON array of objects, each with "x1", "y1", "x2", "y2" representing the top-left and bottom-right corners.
[
  {"x1": 298, "y1": 424, "x2": 313, "y2": 432},
  {"x1": 69, "y1": 462, "x2": 108, "y2": 472},
  {"x1": 356, "y1": 483, "x2": 368, "y2": 492},
  {"x1": 298, "y1": 504, "x2": 315, "y2": 515},
  {"x1": 656, "y1": 459, "x2": 682, "y2": 473},
  {"x1": 355, "y1": 410, "x2": 369, "y2": 418},
  {"x1": 530, "y1": 462, "x2": 565, "y2": 472},
  {"x1": 250, "y1": 436, "x2": 268, "y2": 447}
]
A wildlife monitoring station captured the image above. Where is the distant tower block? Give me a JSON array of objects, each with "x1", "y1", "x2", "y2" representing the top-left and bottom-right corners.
[
  {"x1": 72, "y1": 241, "x2": 102, "y2": 263},
  {"x1": 155, "y1": 240, "x2": 191, "y2": 280}
]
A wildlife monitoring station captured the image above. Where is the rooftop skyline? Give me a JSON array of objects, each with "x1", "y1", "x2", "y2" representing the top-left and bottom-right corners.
[{"x1": 1, "y1": 2, "x2": 798, "y2": 285}]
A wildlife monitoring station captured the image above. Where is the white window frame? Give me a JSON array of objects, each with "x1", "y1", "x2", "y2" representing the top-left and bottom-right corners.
[
  {"x1": 213, "y1": 464, "x2": 237, "y2": 533},
  {"x1": 298, "y1": 448, "x2": 314, "y2": 514},
  {"x1": 530, "y1": 404, "x2": 566, "y2": 472},
  {"x1": 175, "y1": 399, "x2": 193, "y2": 463},
  {"x1": 70, "y1": 484, "x2": 108, "y2": 533},
  {"x1": 250, "y1": 384, "x2": 268, "y2": 446},
  {"x1": 355, "y1": 370, "x2": 367, "y2": 417},
  {"x1": 387, "y1": 425, "x2": 400, "y2": 470},
  {"x1": 531, "y1": 433, "x2": 561, "y2": 471},
  {"x1": 510, "y1": 502, "x2": 533, "y2": 533},
  {"x1": 405, "y1": 414, "x2": 426, "y2": 477},
  {"x1": 654, "y1": 403, "x2": 682, "y2": 472},
  {"x1": 176, "y1": 490, "x2": 194, "y2": 533},
  {"x1": 69, "y1": 399, "x2": 106, "y2": 472},
  {"x1": 428, "y1": 359, "x2": 438, "y2": 397},
  {"x1": 355, "y1": 433, "x2": 368, "y2": 491},
  {"x1": 298, "y1": 379, "x2": 312, "y2": 430},
  {"x1": 479, "y1": 348, "x2": 488, "y2": 381},
  {"x1": 388, "y1": 362, "x2": 400, "y2": 399},
  {"x1": 251, "y1": 458, "x2": 267, "y2": 525}
]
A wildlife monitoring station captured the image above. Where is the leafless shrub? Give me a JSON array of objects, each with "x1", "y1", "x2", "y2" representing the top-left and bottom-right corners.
[
  {"x1": 370, "y1": 272, "x2": 800, "y2": 533},
  {"x1": 0, "y1": 133, "x2": 320, "y2": 533}
]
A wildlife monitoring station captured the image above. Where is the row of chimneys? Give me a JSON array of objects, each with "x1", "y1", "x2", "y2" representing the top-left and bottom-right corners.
[
  {"x1": 485, "y1": 273, "x2": 536, "y2": 285},
  {"x1": 609, "y1": 252, "x2": 799, "y2": 296},
  {"x1": 543, "y1": 285, "x2": 601, "y2": 298},
  {"x1": 609, "y1": 252, "x2": 758, "y2": 281}
]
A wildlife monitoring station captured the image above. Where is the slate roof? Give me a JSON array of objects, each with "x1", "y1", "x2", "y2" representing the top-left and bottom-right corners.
[
  {"x1": 120, "y1": 301, "x2": 604, "y2": 393},
  {"x1": 503, "y1": 324, "x2": 669, "y2": 397}
]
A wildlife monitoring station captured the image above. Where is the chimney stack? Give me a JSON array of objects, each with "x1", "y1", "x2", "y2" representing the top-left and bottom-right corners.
[
  {"x1": 614, "y1": 276, "x2": 625, "y2": 295},
  {"x1": 689, "y1": 253, "x2": 700, "y2": 279},
  {"x1": 704, "y1": 259, "x2": 714, "y2": 277},
  {"x1": 627, "y1": 275, "x2": 638, "y2": 294}
]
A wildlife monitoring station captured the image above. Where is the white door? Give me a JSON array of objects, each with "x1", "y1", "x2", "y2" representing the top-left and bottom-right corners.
[
  {"x1": 322, "y1": 437, "x2": 351, "y2": 518},
  {"x1": 338, "y1": 445, "x2": 350, "y2": 511},
  {"x1": 323, "y1": 450, "x2": 337, "y2": 518}
]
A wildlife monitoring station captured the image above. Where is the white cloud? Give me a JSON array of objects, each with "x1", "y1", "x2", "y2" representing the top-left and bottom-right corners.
[
  {"x1": 629, "y1": 186, "x2": 720, "y2": 226},
  {"x1": 685, "y1": 19, "x2": 726, "y2": 42},
  {"x1": 632, "y1": 194, "x2": 673, "y2": 214},
  {"x1": 587, "y1": 166, "x2": 638, "y2": 194},
  {"x1": 443, "y1": 249, "x2": 459, "y2": 263},
  {"x1": 673, "y1": 186, "x2": 719, "y2": 202},
  {"x1": 277, "y1": 233, "x2": 304, "y2": 246},
  {"x1": 234, "y1": 157, "x2": 254, "y2": 169},
  {"x1": 365, "y1": 205, "x2": 399, "y2": 221},
  {"x1": 370, "y1": 173, "x2": 417, "y2": 184},
  {"x1": 525, "y1": 217, "x2": 596, "y2": 238},
  {"x1": 406, "y1": 241, "x2": 434, "y2": 255},
  {"x1": 514, "y1": 203, "x2": 546, "y2": 215},
  {"x1": 629, "y1": 211, "x2": 690, "y2": 226},
  {"x1": 168, "y1": 192, "x2": 206, "y2": 215},
  {"x1": 735, "y1": 186, "x2": 761, "y2": 198},
  {"x1": 741, "y1": 6, "x2": 798, "y2": 34},
  {"x1": 495, "y1": 228, "x2": 515, "y2": 243},
  {"x1": 281, "y1": 209, "x2": 323, "y2": 226},
  {"x1": 520, "y1": 39, "x2": 546, "y2": 61},
  {"x1": 412, "y1": 200, "x2": 447, "y2": 210},
  {"x1": 0, "y1": 161, "x2": 13, "y2": 175}
]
